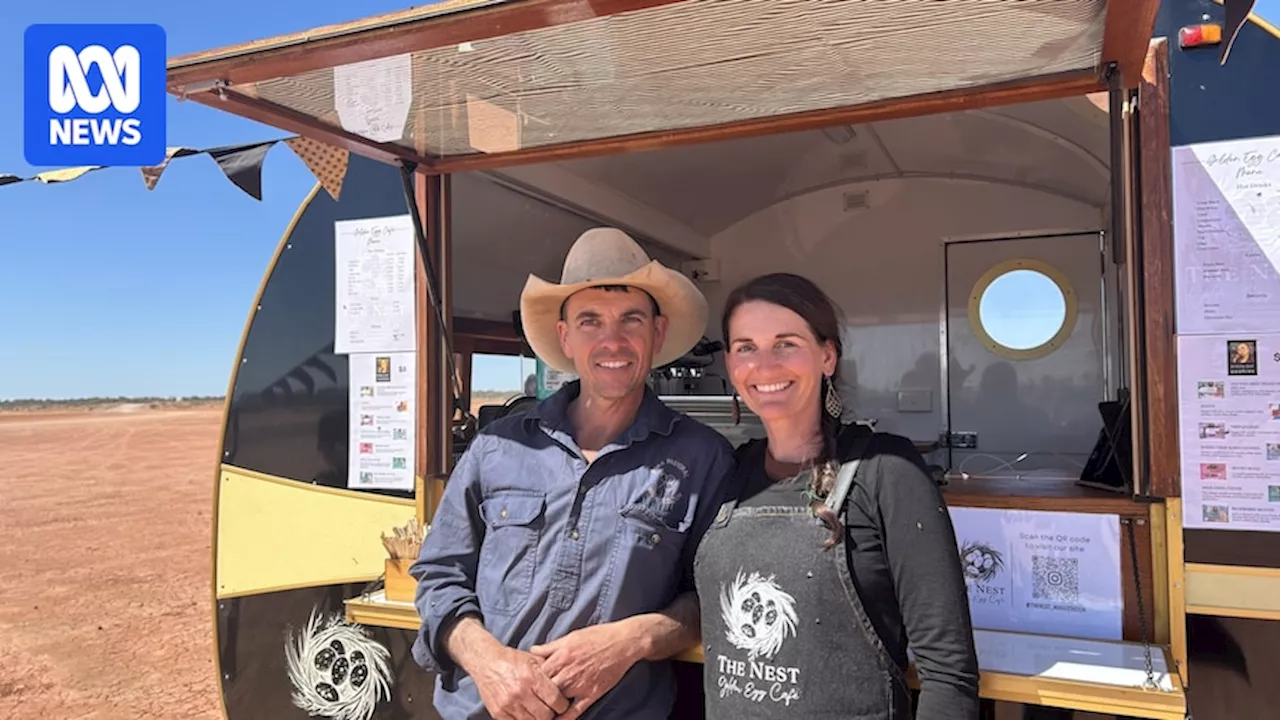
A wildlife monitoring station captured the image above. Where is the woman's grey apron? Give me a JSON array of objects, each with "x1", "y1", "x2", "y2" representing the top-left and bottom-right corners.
[{"x1": 693, "y1": 437, "x2": 910, "y2": 719}]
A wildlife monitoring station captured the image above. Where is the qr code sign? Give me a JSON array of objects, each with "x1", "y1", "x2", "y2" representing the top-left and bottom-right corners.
[{"x1": 1031, "y1": 556, "x2": 1080, "y2": 603}]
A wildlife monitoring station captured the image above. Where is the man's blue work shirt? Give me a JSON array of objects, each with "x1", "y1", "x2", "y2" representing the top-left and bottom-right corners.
[{"x1": 410, "y1": 381, "x2": 736, "y2": 720}]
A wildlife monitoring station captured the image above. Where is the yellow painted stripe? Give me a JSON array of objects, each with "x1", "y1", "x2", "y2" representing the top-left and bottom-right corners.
[
  {"x1": 977, "y1": 673, "x2": 1185, "y2": 720},
  {"x1": 1253, "y1": 11, "x2": 1280, "y2": 39},
  {"x1": 216, "y1": 464, "x2": 416, "y2": 599},
  {"x1": 1185, "y1": 562, "x2": 1280, "y2": 619}
]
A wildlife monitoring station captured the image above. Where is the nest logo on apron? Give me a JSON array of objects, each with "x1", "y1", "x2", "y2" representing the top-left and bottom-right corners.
[{"x1": 714, "y1": 569, "x2": 802, "y2": 706}]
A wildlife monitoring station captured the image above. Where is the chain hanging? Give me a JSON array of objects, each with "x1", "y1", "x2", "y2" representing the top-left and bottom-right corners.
[{"x1": 1124, "y1": 517, "x2": 1160, "y2": 691}]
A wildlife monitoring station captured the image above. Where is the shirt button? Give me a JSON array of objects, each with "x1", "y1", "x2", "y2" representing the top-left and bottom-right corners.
[
  {"x1": 651, "y1": 533, "x2": 661, "y2": 544},
  {"x1": 570, "y1": 528, "x2": 580, "y2": 540},
  {"x1": 500, "y1": 508, "x2": 508, "y2": 518}
]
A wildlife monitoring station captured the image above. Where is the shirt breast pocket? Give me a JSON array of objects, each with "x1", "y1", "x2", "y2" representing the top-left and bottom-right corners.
[
  {"x1": 602, "y1": 492, "x2": 697, "y2": 618},
  {"x1": 617, "y1": 485, "x2": 696, "y2": 559},
  {"x1": 477, "y1": 490, "x2": 545, "y2": 615}
]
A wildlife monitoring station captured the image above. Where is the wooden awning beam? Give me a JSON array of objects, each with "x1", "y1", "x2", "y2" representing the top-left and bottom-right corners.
[
  {"x1": 1102, "y1": 0, "x2": 1165, "y2": 86},
  {"x1": 181, "y1": 88, "x2": 434, "y2": 168}
]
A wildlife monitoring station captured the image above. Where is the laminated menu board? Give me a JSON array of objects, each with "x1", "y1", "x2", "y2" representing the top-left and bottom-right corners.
[
  {"x1": 348, "y1": 352, "x2": 416, "y2": 491},
  {"x1": 1173, "y1": 135, "x2": 1280, "y2": 531},
  {"x1": 1172, "y1": 136, "x2": 1280, "y2": 335},
  {"x1": 1177, "y1": 333, "x2": 1280, "y2": 531}
]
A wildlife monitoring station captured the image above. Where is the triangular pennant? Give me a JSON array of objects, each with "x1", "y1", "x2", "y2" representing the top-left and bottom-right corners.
[
  {"x1": 1221, "y1": 0, "x2": 1258, "y2": 65},
  {"x1": 284, "y1": 136, "x2": 349, "y2": 200},
  {"x1": 34, "y1": 166, "x2": 103, "y2": 184},
  {"x1": 140, "y1": 147, "x2": 198, "y2": 190},
  {"x1": 207, "y1": 140, "x2": 279, "y2": 201}
]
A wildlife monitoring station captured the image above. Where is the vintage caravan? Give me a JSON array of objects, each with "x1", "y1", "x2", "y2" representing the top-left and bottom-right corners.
[{"x1": 167, "y1": 0, "x2": 1280, "y2": 717}]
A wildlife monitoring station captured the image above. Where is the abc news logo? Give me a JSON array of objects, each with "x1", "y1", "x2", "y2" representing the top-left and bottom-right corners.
[
  {"x1": 48, "y1": 44, "x2": 144, "y2": 147},
  {"x1": 24, "y1": 24, "x2": 166, "y2": 167}
]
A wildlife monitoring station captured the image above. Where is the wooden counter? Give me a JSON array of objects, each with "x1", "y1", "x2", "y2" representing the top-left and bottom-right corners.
[
  {"x1": 345, "y1": 591, "x2": 1185, "y2": 719},
  {"x1": 940, "y1": 475, "x2": 1147, "y2": 517}
]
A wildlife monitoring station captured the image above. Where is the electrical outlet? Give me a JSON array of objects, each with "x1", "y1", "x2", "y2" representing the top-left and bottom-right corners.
[
  {"x1": 897, "y1": 390, "x2": 931, "y2": 413},
  {"x1": 946, "y1": 431, "x2": 978, "y2": 449}
]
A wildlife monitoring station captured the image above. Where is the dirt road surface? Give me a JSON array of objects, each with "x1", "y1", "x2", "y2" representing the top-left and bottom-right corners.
[{"x1": 0, "y1": 408, "x2": 224, "y2": 720}]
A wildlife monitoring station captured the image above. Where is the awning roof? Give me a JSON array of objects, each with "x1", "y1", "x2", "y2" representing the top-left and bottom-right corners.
[{"x1": 167, "y1": 0, "x2": 1160, "y2": 173}]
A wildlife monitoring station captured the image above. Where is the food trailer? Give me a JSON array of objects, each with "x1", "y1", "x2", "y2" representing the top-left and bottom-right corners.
[{"x1": 171, "y1": 1, "x2": 1280, "y2": 717}]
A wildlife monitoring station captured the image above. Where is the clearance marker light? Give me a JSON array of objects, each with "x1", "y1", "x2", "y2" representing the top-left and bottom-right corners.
[{"x1": 1179, "y1": 23, "x2": 1223, "y2": 48}]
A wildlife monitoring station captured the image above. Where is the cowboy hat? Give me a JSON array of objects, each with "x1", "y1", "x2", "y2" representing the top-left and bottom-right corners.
[{"x1": 519, "y1": 227, "x2": 708, "y2": 374}]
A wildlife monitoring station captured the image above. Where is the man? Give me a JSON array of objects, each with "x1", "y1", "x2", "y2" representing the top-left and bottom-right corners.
[{"x1": 410, "y1": 227, "x2": 736, "y2": 720}]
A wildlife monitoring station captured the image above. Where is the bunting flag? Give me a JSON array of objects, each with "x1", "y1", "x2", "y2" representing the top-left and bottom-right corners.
[
  {"x1": 1, "y1": 135, "x2": 353, "y2": 202},
  {"x1": 208, "y1": 140, "x2": 277, "y2": 201},
  {"x1": 284, "y1": 136, "x2": 349, "y2": 200},
  {"x1": 35, "y1": 166, "x2": 104, "y2": 184},
  {"x1": 140, "y1": 147, "x2": 199, "y2": 190}
]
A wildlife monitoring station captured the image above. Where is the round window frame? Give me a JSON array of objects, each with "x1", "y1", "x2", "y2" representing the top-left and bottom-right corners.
[{"x1": 967, "y1": 258, "x2": 1078, "y2": 361}]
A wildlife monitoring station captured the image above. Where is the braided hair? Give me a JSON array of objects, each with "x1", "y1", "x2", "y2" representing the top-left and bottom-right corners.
[{"x1": 721, "y1": 273, "x2": 847, "y2": 548}]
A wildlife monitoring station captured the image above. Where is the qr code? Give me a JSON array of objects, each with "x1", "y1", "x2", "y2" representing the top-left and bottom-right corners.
[{"x1": 1031, "y1": 556, "x2": 1080, "y2": 603}]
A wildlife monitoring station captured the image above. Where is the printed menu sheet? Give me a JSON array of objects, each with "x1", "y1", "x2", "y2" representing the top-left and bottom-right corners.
[
  {"x1": 334, "y1": 215, "x2": 416, "y2": 354},
  {"x1": 333, "y1": 54, "x2": 413, "y2": 143},
  {"x1": 1172, "y1": 136, "x2": 1280, "y2": 334},
  {"x1": 348, "y1": 352, "x2": 416, "y2": 491},
  {"x1": 948, "y1": 507, "x2": 1123, "y2": 640},
  {"x1": 1178, "y1": 333, "x2": 1280, "y2": 531}
]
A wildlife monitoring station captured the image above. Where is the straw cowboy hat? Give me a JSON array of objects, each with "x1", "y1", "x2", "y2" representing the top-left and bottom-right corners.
[{"x1": 519, "y1": 227, "x2": 708, "y2": 374}]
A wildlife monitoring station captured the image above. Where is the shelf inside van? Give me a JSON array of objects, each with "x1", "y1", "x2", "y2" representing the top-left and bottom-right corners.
[{"x1": 345, "y1": 594, "x2": 1185, "y2": 718}]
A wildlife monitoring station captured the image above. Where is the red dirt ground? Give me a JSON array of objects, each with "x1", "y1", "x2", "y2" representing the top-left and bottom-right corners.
[{"x1": 0, "y1": 408, "x2": 224, "y2": 719}]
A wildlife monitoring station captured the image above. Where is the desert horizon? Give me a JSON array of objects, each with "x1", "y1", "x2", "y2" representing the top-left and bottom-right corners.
[
  {"x1": 0, "y1": 389, "x2": 527, "y2": 718},
  {"x1": 0, "y1": 389, "x2": 525, "y2": 414}
]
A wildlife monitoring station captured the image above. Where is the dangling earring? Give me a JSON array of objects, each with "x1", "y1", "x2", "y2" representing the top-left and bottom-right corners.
[
  {"x1": 824, "y1": 376, "x2": 843, "y2": 420},
  {"x1": 731, "y1": 394, "x2": 742, "y2": 425}
]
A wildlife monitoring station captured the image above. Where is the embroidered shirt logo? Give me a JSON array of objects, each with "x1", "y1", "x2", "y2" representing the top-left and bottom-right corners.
[
  {"x1": 719, "y1": 569, "x2": 798, "y2": 661},
  {"x1": 635, "y1": 458, "x2": 689, "y2": 525}
]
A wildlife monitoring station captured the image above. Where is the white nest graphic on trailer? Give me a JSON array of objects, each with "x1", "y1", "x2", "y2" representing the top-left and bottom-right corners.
[
  {"x1": 719, "y1": 568, "x2": 798, "y2": 662},
  {"x1": 285, "y1": 609, "x2": 393, "y2": 720}
]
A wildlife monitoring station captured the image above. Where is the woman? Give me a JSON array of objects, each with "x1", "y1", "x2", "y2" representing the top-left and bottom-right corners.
[{"x1": 693, "y1": 273, "x2": 979, "y2": 720}]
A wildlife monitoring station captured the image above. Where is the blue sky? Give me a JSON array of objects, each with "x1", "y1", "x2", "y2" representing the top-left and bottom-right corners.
[
  {"x1": 1, "y1": 1, "x2": 1276, "y2": 400},
  {"x1": 0, "y1": 0, "x2": 531, "y2": 399}
]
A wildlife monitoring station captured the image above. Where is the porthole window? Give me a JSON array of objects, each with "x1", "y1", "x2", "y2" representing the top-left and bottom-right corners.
[{"x1": 968, "y1": 259, "x2": 1077, "y2": 360}]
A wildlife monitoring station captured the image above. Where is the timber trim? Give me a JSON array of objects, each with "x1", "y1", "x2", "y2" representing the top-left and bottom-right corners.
[
  {"x1": 184, "y1": 89, "x2": 431, "y2": 169},
  {"x1": 1102, "y1": 0, "x2": 1166, "y2": 87},
  {"x1": 416, "y1": 172, "x2": 454, "y2": 479},
  {"x1": 1136, "y1": 39, "x2": 1180, "y2": 498}
]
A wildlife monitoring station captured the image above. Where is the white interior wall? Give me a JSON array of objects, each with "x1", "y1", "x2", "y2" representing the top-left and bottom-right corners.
[
  {"x1": 702, "y1": 177, "x2": 1104, "y2": 443},
  {"x1": 450, "y1": 173, "x2": 689, "y2": 323}
]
